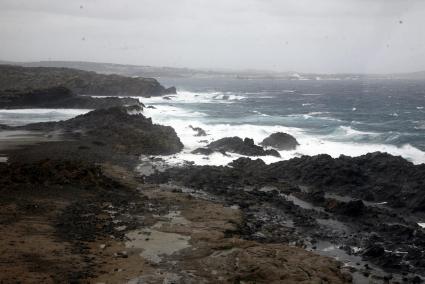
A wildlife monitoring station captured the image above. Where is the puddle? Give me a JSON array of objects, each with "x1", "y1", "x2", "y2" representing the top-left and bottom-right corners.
[
  {"x1": 259, "y1": 186, "x2": 278, "y2": 192},
  {"x1": 316, "y1": 218, "x2": 350, "y2": 233},
  {"x1": 136, "y1": 156, "x2": 171, "y2": 176},
  {"x1": 280, "y1": 193, "x2": 325, "y2": 212},
  {"x1": 325, "y1": 193, "x2": 388, "y2": 209},
  {"x1": 153, "y1": 210, "x2": 191, "y2": 228},
  {"x1": 125, "y1": 229, "x2": 191, "y2": 264}
]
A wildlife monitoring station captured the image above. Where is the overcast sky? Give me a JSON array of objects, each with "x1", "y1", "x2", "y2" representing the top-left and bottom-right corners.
[{"x1": 1, "y1": 0, "x2": 425, "y2": 73}]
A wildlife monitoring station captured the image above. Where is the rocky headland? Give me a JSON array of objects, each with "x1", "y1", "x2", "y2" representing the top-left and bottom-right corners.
[
  {"x1": 0, "y1": 65, "x2": 176, "y2": 97},
  {"x1": 0, "y1": 86, "x2": 141, "y2": 109}
]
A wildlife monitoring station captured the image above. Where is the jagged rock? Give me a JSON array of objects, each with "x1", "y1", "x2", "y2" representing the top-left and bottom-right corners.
[
  {"x1": 189, "y1": 125, "x2": 207, "y2": 136},
  {"x1": 260, "y1": 132, "x2": 299, "y2": 150},
  {"x1": 164, "y1": 86, "x2": 177, "y2": 94},
  {"x1": 198, "y1": 137, "x2": 280, "y2": 157},
  {"x1": 17, "y1": 106, "x2": 184, "y2": 155}
]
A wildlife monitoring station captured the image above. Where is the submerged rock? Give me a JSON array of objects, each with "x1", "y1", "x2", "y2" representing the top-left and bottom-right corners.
[
  {"x1": 195, "y1": 137, "x2": 280, "y2": 157},
  {"x1": 260, "y1": 132, "x2": 299, "y2": 150}
]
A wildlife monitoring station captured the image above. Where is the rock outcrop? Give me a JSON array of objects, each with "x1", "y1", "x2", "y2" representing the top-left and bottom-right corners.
[
  {"x1": 0, "y1": 65, "x2": 176, "y2": 97},
  {"x1": 18, "y1": 106, "x2": 184, "y2": 156},
  {"x1": 0, "y1": 86, "x2": 141, "y2": 109},
  {"x1": 260, "y1": 132, "x2": 299, "y2": 150},
  {"x1": 193, "y1": 137, "x2": 280, "y2": 157}
]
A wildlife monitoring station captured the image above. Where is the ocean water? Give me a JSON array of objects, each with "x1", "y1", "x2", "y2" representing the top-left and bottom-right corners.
[
  {"x1": 0, "y1": 78, "x2": 424, "y2": 165},
  {"x1": 142, "y1": 77, "x2": 425, "y2": 165}
]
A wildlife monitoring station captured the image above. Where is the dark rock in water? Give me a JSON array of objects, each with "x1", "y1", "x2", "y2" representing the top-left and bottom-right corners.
[
  {"x1": 260, "y1": 132, "x2": 299, "y2": 150},
  {"x1": 18, "y1": 106, "x2": 183, "y2": 156},
  {"x1": 189, "y1": 125, "x2": 207, "y2": 136},
  {"x1": 163, "y1": 96, "x2": 172, "y2": 100},
  {"x1": 0, "y1": 124, "x2": 13, "y2": 130},
  {"x1": 0, "y1": 65, "x2": 175, "y2": 97},
  {"x1": 191, "y1": 147, "x2": 229, "y2": 156},
  {"x1": 0, "y1": 86, "x2": 141, "y2": 109},
  {"x1": 204, "y1": 137, "x2": 280, "y2": 157},
  {"x1": 147, "y1": 105, "x2": 156, "y2": 109},
  {"x1": 191, "y1": 148, "x2": 215, "y2": 155},
  {"x1": 164, "y1": 86, "x2": 177, "y2": 94}
]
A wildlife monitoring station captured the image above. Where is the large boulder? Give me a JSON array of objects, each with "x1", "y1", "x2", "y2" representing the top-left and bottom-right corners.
[
  {"x1": 197, "y1": 137, "x2": 280, "y2": 157},
  {"x1": 260, "y1": 132, "x2": 299, "y2": 150}
]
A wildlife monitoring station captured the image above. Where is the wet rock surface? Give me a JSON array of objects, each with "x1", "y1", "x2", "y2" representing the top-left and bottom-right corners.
[
  {"x1": 194, "y1": 137, "x2": 280, "y2": 157},
  {"x1": 5, "y1": 106, "x2": 183, "y2": 163},
  {"x1": 260, "y1": 132, "x2": 299, "y2": 150},
  {"x1": 0, "y1": 160, "x2": 148, "y2": 282},
  {"x1": 0, "y1": 86, "x2": 142, "y2": 109},
  {"x1": 148, "y1": 153, "x2": 425, "y2": 281}
]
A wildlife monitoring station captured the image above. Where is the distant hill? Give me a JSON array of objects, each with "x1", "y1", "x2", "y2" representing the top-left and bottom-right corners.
[
  {"x1": 2, "y1": 60, "x2": 425, "y2": 80},
  {"x1": 0, "y1": 65, "x2": 176, "y2": 97}
]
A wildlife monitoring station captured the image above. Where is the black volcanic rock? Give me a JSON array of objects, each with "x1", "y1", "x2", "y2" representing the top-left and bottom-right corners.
[
  {"x1": 19, "y1": 106, "x2": 184, "y2": 156},
  {"x1": 164, "y1": 86, "x2": 177, "y2": 94},
  {"x1": 0, "y1": 65, "x2": 175, "y2": 97},
  {"x1": 189, "y1": 125, "x2": 207, "y2": 136},
  {"x1": 0, "y1": 86, "x2": 141, "y2": 109},
  {"x1": 260, "y1": 132, "x2": 299, "y2": 150},
  {"x1": 198, "y1": 137, "x2": 280, "y2": 157}
]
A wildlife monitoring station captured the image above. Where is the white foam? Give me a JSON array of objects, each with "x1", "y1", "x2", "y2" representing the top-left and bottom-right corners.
[
  {"x1": 328, "y1": 126, "x2": 380, "y2": 138},
  {"x1": 418, "y1": 223, "x2": 425, "y2": 228},
  {"x1": 140, "y1": 91, "x2": 245, "y2": 105},
  {"x1": 139, "y1": 90, "x2": 425, "y2": 166},
  {"x1": 142, "y1": 103, "x2": 425, "y2": 166}
]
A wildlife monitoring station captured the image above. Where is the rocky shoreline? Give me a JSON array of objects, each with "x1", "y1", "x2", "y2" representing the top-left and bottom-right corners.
[{"x1": 0, "y1": 102, "x2": 424, "y2": 283}]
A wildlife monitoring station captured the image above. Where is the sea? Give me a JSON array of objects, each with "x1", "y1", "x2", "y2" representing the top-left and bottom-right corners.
[{"x1": 1, "y1": 77, "x2": 425, "y2": 165}]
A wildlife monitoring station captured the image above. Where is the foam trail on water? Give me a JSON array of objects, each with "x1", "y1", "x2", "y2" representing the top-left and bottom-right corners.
[{"x1": 141, "y1": 90, "x2": 246, "y2": 105}]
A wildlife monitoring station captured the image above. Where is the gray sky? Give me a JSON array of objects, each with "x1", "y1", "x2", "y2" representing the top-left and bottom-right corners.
[{"x1": 1, "y1": 0, "x2": 425, "y2": 73}]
